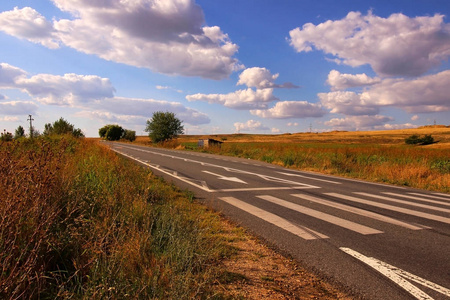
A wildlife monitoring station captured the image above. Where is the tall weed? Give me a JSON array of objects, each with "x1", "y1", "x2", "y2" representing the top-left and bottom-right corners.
[{"x1": 1, "y1": 137, "x2": 230, "y2": 298}]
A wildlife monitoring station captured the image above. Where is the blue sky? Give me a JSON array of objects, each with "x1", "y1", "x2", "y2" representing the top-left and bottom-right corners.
[{"x1": 1, "y1": 0, "x2": 449, "y2": 137}]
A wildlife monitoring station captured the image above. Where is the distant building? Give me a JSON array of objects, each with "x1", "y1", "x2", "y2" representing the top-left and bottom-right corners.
[{"x1": 198, "y1": 138, "x2": 223, "y2": 148}]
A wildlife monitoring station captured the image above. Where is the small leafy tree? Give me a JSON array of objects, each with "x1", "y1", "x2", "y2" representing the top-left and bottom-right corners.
[
  {"x1": 123, "y1": 129, "x2": 136, "y2": 142},
  {"x1": 14, "y1": 126, "x2": 25, "y2": 139},
  {"x1": 99, "y1": 125, "x2": 111, "y2": 138},
  {"x1": 99, "y1": 125, "x2": 135, "y2": 141},
  {"x1": 105, "y1": 125, "x2": 124, "y2": 141},
  {"x1": 145, "y1": 111, "x2": 184, "y2": 143},
  {"x1": 43, "y1": 118, "x2": 84, "y2": 137},
  {"x1": 1, "y1": 130, "x2": 13, "y2": 142}
]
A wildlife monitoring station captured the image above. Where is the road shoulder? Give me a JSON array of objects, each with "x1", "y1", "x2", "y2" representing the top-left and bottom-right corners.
[{"x1": 213, "y1": 218, "x2": 354, "y2": 299}]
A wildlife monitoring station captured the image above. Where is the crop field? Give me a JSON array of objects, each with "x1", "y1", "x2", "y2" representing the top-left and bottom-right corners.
[{"x1": 136, "y1": 126, "x2": 450, "y2": 193}]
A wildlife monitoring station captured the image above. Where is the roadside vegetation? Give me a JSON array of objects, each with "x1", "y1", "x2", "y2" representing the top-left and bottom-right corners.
[
  {"x1": 0, "y1": 136, "x2": 232, "y2": 298},
  {"x1": 1, "y1": 135, "x2": 348, "y2": 299},
  {"x1": 99, "y1": 124, "x2": 136, "y2": 142},
  {"x1": 137, "y1": 126, "x2": 450, "y2": 193}
]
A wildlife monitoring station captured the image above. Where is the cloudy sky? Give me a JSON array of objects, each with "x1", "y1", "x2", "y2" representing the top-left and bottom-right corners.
[{"x1": 1, "y1": 0, "x2": 449, "y2": 137}]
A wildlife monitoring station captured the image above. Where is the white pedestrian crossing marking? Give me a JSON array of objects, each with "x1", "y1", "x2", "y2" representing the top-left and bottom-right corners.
[
  {"x1": 291, "y1": 194, "x2": 427, "y2": 230},
  {"x1": 433, "y1": 192, "x2": 450, "y2": 199},
  {"x1": 257, "y1": 195, "x2": 383, "y2": 235},
  {"x1": 356, "y1": 192, "x2": 450, "y2": 213},
  {"x1": 410, "y1": 192, "x2": 450, "y2": 202},
  {"x1": 383, "y1": 192, "x2": 450, "y2": 207},
  {"x1": 219, "y1": 197, "x2": 328, "y2": 240},
  {"x1": 327, "y1": 193, "x2": 450, "y2": 225}
]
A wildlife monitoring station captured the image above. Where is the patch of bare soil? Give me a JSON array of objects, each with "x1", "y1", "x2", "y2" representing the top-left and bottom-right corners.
[{"x1": 213, "y1": 220, "x2": 353, "y2": 299}]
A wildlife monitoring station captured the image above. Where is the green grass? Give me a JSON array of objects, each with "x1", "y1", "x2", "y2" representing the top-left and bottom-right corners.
[{"x1": 0, "y1": 136, "x2": 234, "y2": 299}]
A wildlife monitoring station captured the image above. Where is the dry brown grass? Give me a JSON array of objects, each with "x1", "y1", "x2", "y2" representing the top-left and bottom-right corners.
[
  {"x1": 0, "y1": 137, "x2": 239, "y2": 298},
  {"x1": 134, "y1": 126, "x2": 450, "y2": 192},
  {"x1": 214, "y1": 220, "x2": 352, "y2": 299},
  {"x1": 135, "y1": 126, "x2": 450, "y2": 146}
]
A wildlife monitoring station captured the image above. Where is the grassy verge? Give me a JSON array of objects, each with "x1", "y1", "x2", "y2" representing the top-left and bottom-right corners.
[
  {"x1": 134, "y1": 127, "x2": 450, "y2": 193},
  {"x1": 197, "y1": 142, "x2": 449, "y2": 192},
  {"x1": 0, "y1": 136, "x2": 232, "y2": 298}
]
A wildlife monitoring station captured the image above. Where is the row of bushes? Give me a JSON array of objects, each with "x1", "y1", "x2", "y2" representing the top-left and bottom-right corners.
[{"x1": 405, "y1": 134, "x2": 434, "y2": 145}]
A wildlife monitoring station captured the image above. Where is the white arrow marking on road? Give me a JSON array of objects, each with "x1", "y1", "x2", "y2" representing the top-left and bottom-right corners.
[
  {"x1": 202, "y1": 171, "x2": 247, "y2": 184},
  {"x1": 341, "y1": 247, "x2": 450, "y2": 299}
]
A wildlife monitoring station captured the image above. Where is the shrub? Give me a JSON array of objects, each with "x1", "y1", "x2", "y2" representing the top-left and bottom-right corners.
[
  {"x1": 122, "y1": 129, "x2": 136, "y2": 142},
  {"x1": 0, "y1": 130, "x2": 13, "y2": 141},
  {"x1": 405, "y1": 134, "x2": 434, "y2": 145},
  {"x1": 105, "y1": 124, "x2": 124, "y2": 141},
  {"x1": 43, "y1": 117, "x2": 84, "y2": 137},
  {"x1": 14, "y1": 126, "x2": 25, "y2": 139}
]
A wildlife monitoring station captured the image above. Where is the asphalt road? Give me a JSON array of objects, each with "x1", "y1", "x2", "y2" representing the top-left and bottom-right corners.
[{"x1": 105, "y1": 142, "x2": 450, "y2": 300}]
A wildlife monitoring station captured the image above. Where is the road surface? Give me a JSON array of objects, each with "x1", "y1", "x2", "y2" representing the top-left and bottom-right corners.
[{"x1": 105, "y1": 142, "x2": 450, "y2": 300}]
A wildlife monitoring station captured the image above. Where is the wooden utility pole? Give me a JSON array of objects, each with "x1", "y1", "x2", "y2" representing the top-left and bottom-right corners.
[{"x1": 27, "y1": 114, "x2": 34, "y2": 138}]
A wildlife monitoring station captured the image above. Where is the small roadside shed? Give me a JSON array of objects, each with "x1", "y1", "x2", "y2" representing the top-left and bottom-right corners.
[{"x1": 198, "y1": 138, "x2": 223, "y2": 148}]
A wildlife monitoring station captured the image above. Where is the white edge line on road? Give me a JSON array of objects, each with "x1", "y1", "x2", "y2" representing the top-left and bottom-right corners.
[
  {"x1": 376, "y1": 260, "x2": 450, "y2": 297},
  {"x1": 112, "y1": 149, "x2": 214, "y2": 192},
  {"x1": 114, "y1": 145, "x2": 320, "y2": 190},
  {"x1": 216, "y1": 186, "x2": 320, "y2": 192},
  {"x1": 113, "y1": 149, "x2": 317, "y2": 193},
  {"x1": 286, "y1": 169, "x2": 407, "y2": 189},
  {"x1": 111, "y1": 143, "x2": 406, "y2": 190},
  {"x1": 340, "y1": 247, "x2": 436, "y2": 300},
  {"x1": 277, "y1": 172, "x2": 342, "y2": 184}
]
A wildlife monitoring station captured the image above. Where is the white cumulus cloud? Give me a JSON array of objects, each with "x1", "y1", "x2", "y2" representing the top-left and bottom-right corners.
[
  {"x1": 16, "y1": 73, "x2": 115, "y2": 106},
  {"x1": 250, "y1": 101, "x2": 326, "y2": 119},
  {"x1": 237, "y1": 67, "x2": 298, "y2": 89},
  {"x1": 326, "y1": 70, "x2": 380, "y2": 90},
  {"x1": 0, "y1": 101, "x2": 38, "y2": 115},
  {"x1": 324, "y1": 115, "x2": 394, "y2": 131},
  {"x1": 289, "y1": 11, "x2": 450, "y2": 76},
  {"x1": 96, "y1": 97, "x2": 210, "y2": 125},
  {"x1": 0, "y1": 63, "x2": 27, "y2": 87},
  {"x1": 319, "y1": 70, "x2": 450, "y2": 115},
  {"x1": 0, "y1": 7, "x2": 59, "y2": 48},
  {"x1": 361, "y1": 70, "x2": 450, "y2": 113},
  {"x1": 234, "y1": 119, "x2": 269, "y2": 132},
  {"x1": 0, "y1": 2, "x2": 242, "y2": 79},
  {"x1": 187, "y1": 88, "x2": 278, "y2": 109},
  {"x1": 0, "y1": 62, "x2": 210, "y2": 127},
  {"x1": 318, "y1": 91, "x2": 379, "y2": 116},
  {"x1": 0, "y1": 116, "x2": 20, "y2": 122}
]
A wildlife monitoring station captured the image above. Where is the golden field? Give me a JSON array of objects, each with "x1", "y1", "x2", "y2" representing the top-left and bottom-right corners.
[{"x1": 135, "y1": 126, "x2": 450, "y2": 192}]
